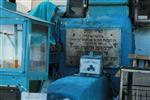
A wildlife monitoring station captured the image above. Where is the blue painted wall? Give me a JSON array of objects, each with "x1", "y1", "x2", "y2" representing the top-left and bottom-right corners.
[
  {"x1": 135, "y1": 28, "x2": 150, "y2": 56},
  {"x1": 58, "y1": 0, "x2": 133, "y2": 75}
]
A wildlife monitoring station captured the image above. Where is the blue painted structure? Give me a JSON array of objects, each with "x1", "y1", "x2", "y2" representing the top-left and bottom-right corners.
[
  {"x1": 57, "y1": 0, "x2": 133, "y2": 74},
  {"x1": 47, "y1": 0, "x2": 133, "y2": 100},
  {"x1": 0, "y1": 1, "x2": 51, "y2": 91},
  {"x1": 134, "y1": 27, "x2": 150, "y2": 67},
  {"x1": 47, "y1": 76, "x2": 111, "y2": 100},
  {"x1": 0, "y1": 0, "x2": 141, "y2": 99}
]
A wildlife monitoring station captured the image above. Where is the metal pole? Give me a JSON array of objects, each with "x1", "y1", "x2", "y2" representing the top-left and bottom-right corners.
[{"x1": 127, "y1": 72, "x2": 133, "y2": 100}]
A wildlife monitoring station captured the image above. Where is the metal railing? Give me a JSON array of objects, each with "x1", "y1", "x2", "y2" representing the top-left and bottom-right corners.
[{"x1": 123, "y1": 85, "x2": 150, "y2": 100}]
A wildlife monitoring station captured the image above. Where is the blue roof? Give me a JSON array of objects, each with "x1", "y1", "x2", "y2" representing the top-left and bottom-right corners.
[{"x1": 0, "y1": 6, "x2": 50, "y2": 24}]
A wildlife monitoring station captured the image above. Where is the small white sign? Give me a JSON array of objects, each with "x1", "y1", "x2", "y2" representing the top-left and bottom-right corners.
[
  {"x1": 80, "y1": 57, "x2": 102, "y2": 75},
  {"x1": 138, "y1": 15, "x2": 148, "y2": 20},
  {"x1": 21, "y1": 92, "x2": 47, "y2": 100}
]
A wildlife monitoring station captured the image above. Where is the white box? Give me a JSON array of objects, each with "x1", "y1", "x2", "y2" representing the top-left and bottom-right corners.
[
  {"x1": 21, "y1": 92, "x2": 47, "y2": 100},
  {"x1": 80, "y1": 55, "x2": 102, "y2": 75}
]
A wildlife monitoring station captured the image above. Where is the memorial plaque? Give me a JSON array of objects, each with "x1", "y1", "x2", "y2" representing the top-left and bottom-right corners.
[{"x1": 66, "y1": 28, "x2": 121, "y2": 67}]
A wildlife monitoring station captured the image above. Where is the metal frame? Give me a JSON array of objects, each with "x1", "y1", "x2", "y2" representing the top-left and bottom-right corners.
[
  {"x1": 119, "y1": 68, "x2": 150, "y2": 100},
  {"x1": 0, "y1": 20, "x2": 26, "y2": 74},
  {"x1": 0, "y1": 7, "x2": 50, "y2": 92}
]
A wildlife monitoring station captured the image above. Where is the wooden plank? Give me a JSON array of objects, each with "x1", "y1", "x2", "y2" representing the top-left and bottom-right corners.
[
  {"x1": 128, "y1": 54, "x2": 150, "y2": 60},
  {"x1": 133, "y1": 59, "x2": 138, "y2": 67},
  {"x1": 145, "y1": 60, "x2": 149, "y2": 67}
]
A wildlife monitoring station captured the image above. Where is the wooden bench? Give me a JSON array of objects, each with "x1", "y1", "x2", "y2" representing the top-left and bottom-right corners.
[{"x1": 128, "y1": 54, "x2": 150, "y2": 68}]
